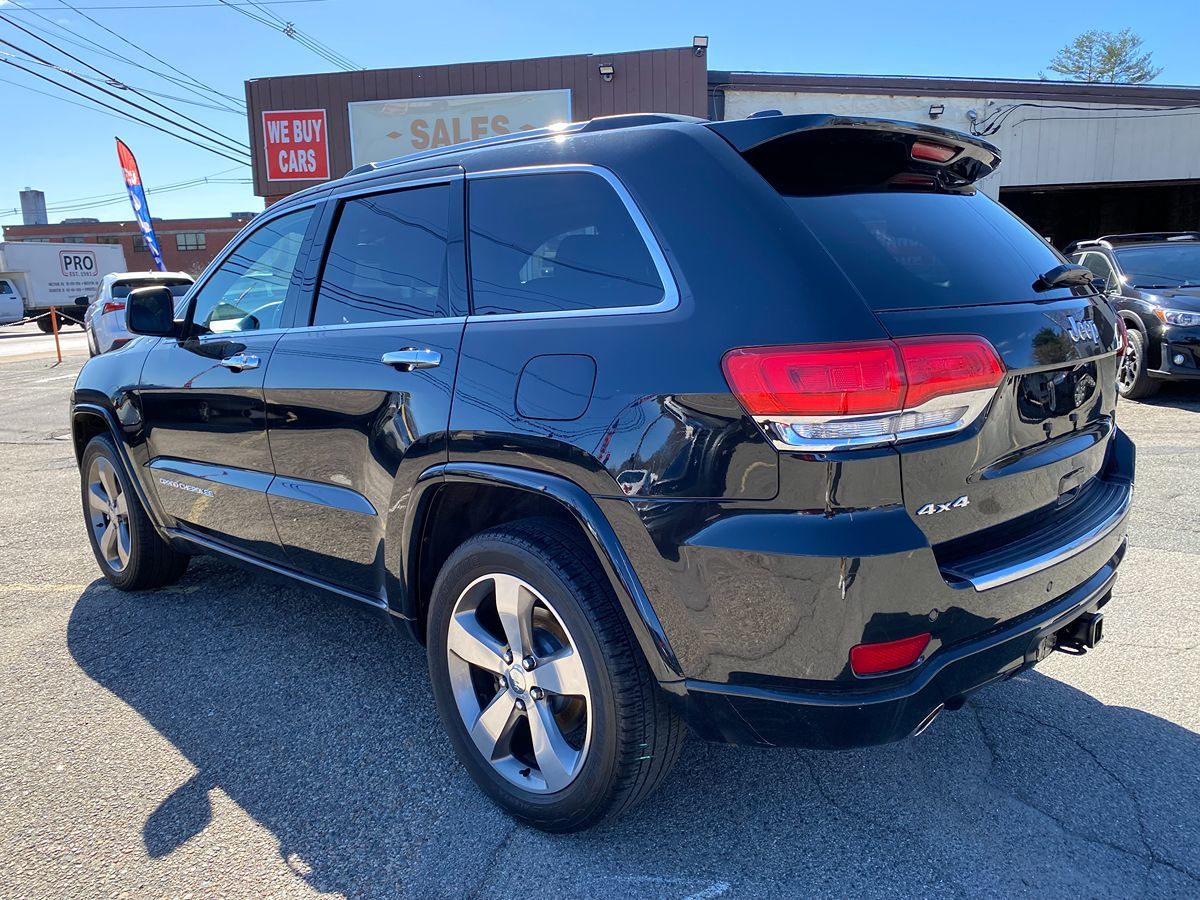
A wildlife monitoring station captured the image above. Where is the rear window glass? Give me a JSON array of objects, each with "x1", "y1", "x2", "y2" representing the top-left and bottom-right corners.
[
  {"x1": 1114, "y1": 244, "x2": 1200, "y2": 288},
  {"x1": 111, "y1": 280, "x2": 192, "y2": 299},
  {"x1": 783, "y1": 192, "x2": 1071, "y2": 310},
  {"x1": 468, "y1": 172, "x2": 665, "y2": 316}
]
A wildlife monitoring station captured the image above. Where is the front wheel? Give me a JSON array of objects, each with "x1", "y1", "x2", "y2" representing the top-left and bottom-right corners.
[
  {"x1": 81, "y1": 434, "x2": 190, "y2": 590},
  {"x1": 427, "y1": 518, "x2": 684, "y2": 832},
  {"x1": 1117, "y1": 329, "x2": 1160, "y2": 400}
]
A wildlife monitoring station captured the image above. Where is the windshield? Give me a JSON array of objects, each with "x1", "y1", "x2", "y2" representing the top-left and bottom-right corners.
[
  {"x1": 111, "y1": 279, "x2": 192, "y2": 299},
  {"x1": 784, "y1": 191, "x2": 1071, "y2": 310},
  {"x1": 1115, "y1": 244, "x2": 1200, "y2": 288}
]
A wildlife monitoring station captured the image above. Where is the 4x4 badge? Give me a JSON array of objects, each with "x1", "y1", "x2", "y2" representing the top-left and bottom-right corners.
[{"x1": 916, "y1": 495, "x2": 970, "y2": 516}]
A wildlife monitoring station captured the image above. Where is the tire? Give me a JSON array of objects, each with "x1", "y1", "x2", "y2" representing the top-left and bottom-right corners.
[
  {"x1": 1117, "y1": 329, "x2": 1160, "y2": 401},
  {"x1": 427, "y1": 517, "x2": 685, "y2": 832},
  {"x1": 80, "y1": 434, "x2": 189, "y2": 590},
  {"x1": 36, "y1": 314, "x2": 55, "y2": 334}
]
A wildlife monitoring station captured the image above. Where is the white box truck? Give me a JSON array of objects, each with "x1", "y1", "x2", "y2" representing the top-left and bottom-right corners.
[{"x1": 0, "y1": 242, "x2": 128, "y2": 331}]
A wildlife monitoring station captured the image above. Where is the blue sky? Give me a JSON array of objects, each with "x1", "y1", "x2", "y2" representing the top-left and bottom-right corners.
[{"x1": 1, "y1": 0, "x2": 1196, "y2": 225}]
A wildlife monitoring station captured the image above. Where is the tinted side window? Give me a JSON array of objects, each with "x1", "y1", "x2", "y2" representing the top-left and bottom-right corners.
[
  {"x1": 313, "y1": 184, "x2": 451, "y2": 326},
  {"x1": 468, "y1": 172, "x2": 665, "y2": 316},
  {"x1": 1080, "y1": 252, "x2": 1115, "y2": 288},
  {"x1": 189, "y1": 208, "x2": 312, "y2": 335}
]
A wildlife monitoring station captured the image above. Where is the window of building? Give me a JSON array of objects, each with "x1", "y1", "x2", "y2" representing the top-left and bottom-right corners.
[
  {"x1": 63, "y1": 236, "x2": 87, "y2": 244},
  {"x1": 467, "y1": 172, "x2": 665, "y2": 316},
  {"x1": 187, "y1": 208, "x2": 312, "y2": 334},
  {"x1": 94, "y1": 236, "x2": 121, "y2": 245},
  {"x1": 176, "y1": 231, "x2": 206, "y2": 252},
  {"x1": 313, "y1": 184, "x2": 451, "y2": 326},
  {"x1": 132, "y1": 235, "x2": 147, "y2": 252}
]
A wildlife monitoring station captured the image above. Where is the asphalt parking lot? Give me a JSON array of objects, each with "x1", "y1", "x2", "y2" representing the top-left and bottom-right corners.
[{"x1": 1, "y1": 344, "x2": 1198, "y2": 900}]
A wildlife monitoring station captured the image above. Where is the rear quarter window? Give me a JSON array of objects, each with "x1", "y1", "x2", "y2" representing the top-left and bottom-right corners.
[
  {"x1": 784, "y1": 192, "x2": 1072, "y2": 310},
  {"x1": 467, "y1": 171, "x2": 666, "y2": 316}
]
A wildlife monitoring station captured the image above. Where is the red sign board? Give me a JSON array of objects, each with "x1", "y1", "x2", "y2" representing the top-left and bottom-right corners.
[{"x1": 262, "y1": 109, "x2": 330, "y2": 181}]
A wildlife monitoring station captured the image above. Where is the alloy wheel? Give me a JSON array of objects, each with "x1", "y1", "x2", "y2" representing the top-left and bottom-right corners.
[
  {"x1": 445, "y1": 572, "x2": 592, "y2": 793},
  {"x1": 1117, "y1": 338, "x2": 1139, "y2": 393},
  {"x1": 87, "y1": 456, "x2": 131, "y2": 572}
]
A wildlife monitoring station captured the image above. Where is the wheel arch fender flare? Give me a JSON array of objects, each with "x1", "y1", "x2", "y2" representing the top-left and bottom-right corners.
[
  {"x1": 72, "y1": 401, "x2": 171, "y2": 536},
  {"x1": 400, "y1": 461, "x2": 684, "y2": 683}
]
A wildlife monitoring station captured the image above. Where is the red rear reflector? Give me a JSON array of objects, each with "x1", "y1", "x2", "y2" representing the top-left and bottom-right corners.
[
  {"x1": 722, "y1": 336, "x2": 1003, "y2": 417},
  {"x1": 911, "y1": 141, "x2": 958, "y2": 163},
  {"x1": 896, "y1": 337, "x2": 1006, "y2": 409},
  {"x1": 102, "y1": 301, "x2": 126, "y2": 314},
  {"x1": 850, "y1": 632, "x2": 931, "y2": 676}
]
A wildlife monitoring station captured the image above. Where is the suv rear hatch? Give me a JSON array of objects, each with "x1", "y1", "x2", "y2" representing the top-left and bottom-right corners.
[{"x1": 711, "y1": 116, "x2": 1126, "y2": 589}]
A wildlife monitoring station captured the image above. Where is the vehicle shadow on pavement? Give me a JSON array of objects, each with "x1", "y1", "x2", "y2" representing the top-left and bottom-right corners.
[
  {"x1": 67, "y1": 559, "x2": 1200, "y2": 898},
  {"x1": 1131, "y1": 382, "x2": 1200, "y2": 411}
]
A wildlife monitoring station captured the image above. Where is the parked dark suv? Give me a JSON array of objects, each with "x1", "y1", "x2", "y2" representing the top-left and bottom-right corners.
[
  {"x1": 72, "y1": 113, "x2": 1134, "y2": 831},
  {"x1": 1067, "y1": 232, "x2": 1200, "y2": 399}
]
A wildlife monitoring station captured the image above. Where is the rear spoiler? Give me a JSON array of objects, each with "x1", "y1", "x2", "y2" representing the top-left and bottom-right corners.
[{"x1": 706, "y1": 114, "x2": 1001, "y2": 190}]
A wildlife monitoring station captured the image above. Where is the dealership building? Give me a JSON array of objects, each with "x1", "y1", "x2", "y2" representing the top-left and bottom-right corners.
[{"x1": 247, "y1": 42, "x2": 1200, "y2": 248}]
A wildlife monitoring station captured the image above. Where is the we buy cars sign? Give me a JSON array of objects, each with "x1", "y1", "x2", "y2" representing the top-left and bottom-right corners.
[{"x1": 262, "y1": 109, "x2": 330, "y2": 181}]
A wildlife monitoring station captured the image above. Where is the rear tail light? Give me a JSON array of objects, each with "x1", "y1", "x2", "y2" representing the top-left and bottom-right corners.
[
  {"x1": 722, "y1": 336, "x2": 1004, "y2": 451},
  {"x1": 850, "y1": 632, "x2": 931, "y2": 676},
  {"x1": 102, "y1": 301, "x2": 126, "y2": 315},
  {"x1": 911, "y1": 140, "x2": 958, "y2": 163}
]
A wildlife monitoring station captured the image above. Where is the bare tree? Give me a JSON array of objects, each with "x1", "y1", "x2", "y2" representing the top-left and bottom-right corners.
[{"x1": 1043, "y1": 28, "x2": 1163, "y2": 83}]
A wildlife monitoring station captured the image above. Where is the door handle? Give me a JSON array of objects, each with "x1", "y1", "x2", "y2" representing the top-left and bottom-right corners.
[
  {"x1": 218, "y1": 353, "x2": 260, "y2": 371},
  {"x1": 381, "y1": 348, "x2": 441, "y2": 371}
]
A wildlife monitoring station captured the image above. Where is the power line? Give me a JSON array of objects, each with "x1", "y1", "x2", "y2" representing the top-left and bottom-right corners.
[
  {"x1": 1, "y1": 48, "x2": 241, "y2": 113},
  {"x1": 0, "y1": 56, "x2": 250, "y2": 164},
  {"x1": 0, "y1": 175, "x2": 253, "y2": 222},
  {"x1": 54, "y1": 0, "x2": 247, "y2": 112},
  {"x1": 7, "y1": 1, "x2": 329, "y2": 8},
  {"x1": 5, "y1": 0, "x2": 245, "y2": 112},
  {"x1": 216, "y1": 0, "x2": 361, "y2": 71},
  {"x1": 0, "y1": 13, "x2": 251, "y2": 156}
]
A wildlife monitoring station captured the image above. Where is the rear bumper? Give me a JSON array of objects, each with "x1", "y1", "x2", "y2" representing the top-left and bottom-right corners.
[{"x1": 681, "y1": 543, "x2": 1123, "y2": 749}]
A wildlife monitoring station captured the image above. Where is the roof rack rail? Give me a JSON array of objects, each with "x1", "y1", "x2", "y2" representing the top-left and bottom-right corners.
[
  {"x1": 344, "y1": 113, "x2": 705, "y2": 178},
  {"x1": 1098, "y1": 231, "x2": 1200, "y2": 245}
]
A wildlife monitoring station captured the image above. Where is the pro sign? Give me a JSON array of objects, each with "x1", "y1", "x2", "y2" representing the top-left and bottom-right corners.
[{"x1": 262, "y1": 109, "x2": 331, "y2": 181}]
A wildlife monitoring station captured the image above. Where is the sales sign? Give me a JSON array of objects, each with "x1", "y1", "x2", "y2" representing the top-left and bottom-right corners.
[
  {"x1": 348, "y1": 90, "x2": 572, "y2": 168},
  {"x1": 262, "y1": 109, "x2": 331, "y2": 181}
]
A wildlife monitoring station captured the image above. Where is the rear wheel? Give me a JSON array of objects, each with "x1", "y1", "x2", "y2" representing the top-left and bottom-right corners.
[
  {"x1": 36, "y1": 314, "x2": 55, "y2": 334},
  {"x1": 81, "y1": 434, "x2": 189, "y2": 590},
  {"x1": 427, "y1": 517, "x2": 684, "y2": 832},
  {"x1": 1117, "y1": 329, "x2": 1160, "y2": 400}
]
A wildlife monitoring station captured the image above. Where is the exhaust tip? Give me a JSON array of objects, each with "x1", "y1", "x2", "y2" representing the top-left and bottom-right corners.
[{"x1": 912, "y1": 704, "x2": 945, "y2": 737}]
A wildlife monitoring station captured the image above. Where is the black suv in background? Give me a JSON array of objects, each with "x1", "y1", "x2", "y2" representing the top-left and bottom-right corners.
[
  {"x1": 72, "y1": 113, "x2": 1133, "y2": 832},
  {"x1": 1068, "y1": 232, "x2": 1200, "y2": 399}
]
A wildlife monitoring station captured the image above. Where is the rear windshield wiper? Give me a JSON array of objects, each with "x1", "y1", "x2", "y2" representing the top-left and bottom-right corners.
[{"x1": 1034, "y1": 264, "x2": 1097, "y2": 292}]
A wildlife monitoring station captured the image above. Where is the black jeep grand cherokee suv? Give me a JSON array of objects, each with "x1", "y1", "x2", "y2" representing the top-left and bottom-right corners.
[{"x1": 72, "y1": 113, "x2": 1134, "y2": 832}]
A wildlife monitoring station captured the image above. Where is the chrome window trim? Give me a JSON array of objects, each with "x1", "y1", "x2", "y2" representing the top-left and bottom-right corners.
[
  {"x1": 464, "y1": 163, "x2": 680, "y2": 322},
  {"x1": 284, "y1": 315, "x2": 467, "y2": 336}
]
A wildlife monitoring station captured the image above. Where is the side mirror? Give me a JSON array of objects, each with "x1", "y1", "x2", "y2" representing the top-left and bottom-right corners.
[{"x1": 127, "y1": 286, "x2": 179, "y2": 337}]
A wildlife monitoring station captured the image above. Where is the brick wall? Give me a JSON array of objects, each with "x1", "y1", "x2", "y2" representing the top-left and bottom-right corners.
[{"x1": 2, "y1": 216, "x2": 253, "y2": 277}]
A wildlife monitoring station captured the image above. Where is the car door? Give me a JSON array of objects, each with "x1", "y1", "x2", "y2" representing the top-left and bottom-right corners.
[
  {"x1": 138, "y1": 204, "x2": 320, "y2": 560},
  {"x1": 263, "y1": 170, "x2": 467, "y2": 602},
  {"x1": 0, "y1": 279, "x2": 22, "y2": 324}
]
